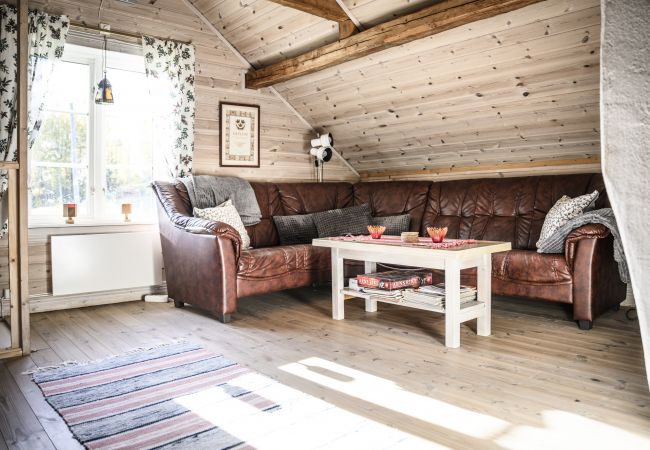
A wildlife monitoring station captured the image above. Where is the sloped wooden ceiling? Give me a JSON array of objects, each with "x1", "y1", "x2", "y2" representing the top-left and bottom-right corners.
[
  {"x1": 190, "y1": 0, "x2": 440, "y2": 68},
  {"x1": 191, "y1": 0, "x2": 602, "y2": 179}
]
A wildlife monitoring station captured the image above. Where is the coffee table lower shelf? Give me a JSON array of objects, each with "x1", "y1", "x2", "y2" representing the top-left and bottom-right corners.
[{"x1": 342, "y1": 289, "x2": 486, "y2": 319}]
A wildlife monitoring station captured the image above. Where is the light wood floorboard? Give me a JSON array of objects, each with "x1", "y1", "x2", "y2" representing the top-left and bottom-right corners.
[{"x1": 0, "y1": 288, "x2": 648, "y2": 449}]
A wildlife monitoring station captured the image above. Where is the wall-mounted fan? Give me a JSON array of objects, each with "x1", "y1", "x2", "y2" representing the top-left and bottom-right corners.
[{"x1": 310, "y1": 133, "x2": 335, "y2": 182}]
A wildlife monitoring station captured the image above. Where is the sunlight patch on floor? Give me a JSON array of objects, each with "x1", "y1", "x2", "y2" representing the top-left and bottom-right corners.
[
  {"x1": 174, "y1": 371, "x2": 446, "y2": 449},
  {"x1": 279, "y1": 357, "x2": 650, "y2": 449},
  {"x1": 280, "y1": 357, "x2": 509, "y2": 439},
  {"x1": 496, "y1": 409, "x2": 650, "y2": 450}
]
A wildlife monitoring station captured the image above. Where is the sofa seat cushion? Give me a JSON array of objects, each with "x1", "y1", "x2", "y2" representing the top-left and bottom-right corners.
[
  {"x1": 494, "y1": 250, "x2": 572, "y2": 284},
  {"x1": 429, "y1": 251, "x2": 573, "y2": 303},
  {"x1": 237, "y1": 244, "x2": 330, "y2": 280},
  {"x1": 237, "y1": 244, "x2": 331, "y2": 298},
  {"x1": 432, "y1": 251, "x2": 570, "y2": 286}
]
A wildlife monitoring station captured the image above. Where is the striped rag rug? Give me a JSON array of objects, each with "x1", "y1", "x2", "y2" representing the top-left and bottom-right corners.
[
  {"x1": 32, "y1": 342, "x2": 435, "y2": 449},
  {"x1": 31, "y1": 342, "x2": 273, "y2": 450}
]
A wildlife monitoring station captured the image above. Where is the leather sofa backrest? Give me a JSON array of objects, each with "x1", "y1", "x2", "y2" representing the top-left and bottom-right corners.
[
  {"x1": 156, "y1": 180, "x2": 193, "y2": 217},
  {"x1": 353, "y1": 181, "x2": 432, "y2": 233},
  {"x1": 155, "y1": 173, "x2": 607, "y2": 252},
  {"x1": 246, "y1": 182, "x2": 283, "y2": 249},
  {"x1": 421, "y1": 173, "x2": 606, "y2": 250},
  {"x1": 275, "y1": 182, "x2": 354, "y2": 215},
  {"x1": 246, "y1": 182, "x2": 355, "y2": 248}
]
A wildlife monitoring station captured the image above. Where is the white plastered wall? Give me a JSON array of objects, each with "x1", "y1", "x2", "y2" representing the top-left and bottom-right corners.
[{"x1": 601, "y1": 0, "x2": 650, "y2": 386}]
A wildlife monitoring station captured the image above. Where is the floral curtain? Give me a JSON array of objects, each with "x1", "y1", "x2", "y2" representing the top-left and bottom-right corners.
[
  {"x1": 0, "y1": 5, "x2": 69, "y2": 232},
  {"x1": 142, "y1": 36, "x2": 195, "y2": 179}
]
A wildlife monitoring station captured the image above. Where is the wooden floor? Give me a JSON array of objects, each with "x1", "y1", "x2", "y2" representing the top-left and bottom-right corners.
[{"x1": 0, "y1": 288, "x2": 648, "y2": 449}]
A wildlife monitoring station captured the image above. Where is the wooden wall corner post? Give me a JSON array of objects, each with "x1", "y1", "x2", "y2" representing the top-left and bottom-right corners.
[{"x1": 17, "y1": 0, "x2": 30, "y2": 355}]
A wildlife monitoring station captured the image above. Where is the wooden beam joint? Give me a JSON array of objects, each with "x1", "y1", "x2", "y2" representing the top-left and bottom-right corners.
[{"x1": 338, "y1": 19, "x2": 358, "y2": 39}]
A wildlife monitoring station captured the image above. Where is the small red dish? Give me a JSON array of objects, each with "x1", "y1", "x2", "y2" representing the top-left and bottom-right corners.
[
  {"x1": 426, "y1": 226, "x2": 448, "y2": 243},
  {"x1": 367, "y1": 225, "x2": 386, "y2": 239}
]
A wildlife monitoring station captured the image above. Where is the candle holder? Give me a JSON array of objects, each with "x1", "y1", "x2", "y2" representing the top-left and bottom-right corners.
[
  {"x1": 400, "y1": 232, "x2": 419, "y2": 243},
  {"x1": 63, "y1": 203, "x2": 77, "y2": 224},
  {"x1": 367, "y1": 225, "x2": 386, "y2": 239},
  {"x1": 427, "y1": 226, "x2": 448, "y2": 243},
  {"x1": 121, "y1": 203, "x2": 132, "y2": 223}
]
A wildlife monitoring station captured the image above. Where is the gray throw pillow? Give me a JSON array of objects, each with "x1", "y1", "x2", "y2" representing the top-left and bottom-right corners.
[
  {"x1": 371, "y1": 214, "x2": 411, "y2": 235},
  {"x1": 536, "y1": 190, "x2": 599, "y2": 249},
  {"x1": 273, "y1": 213, "x2": 318, "y2": 245},
  {"x1": 313, "y1": 204, "x2": 372, "y2": 237}
]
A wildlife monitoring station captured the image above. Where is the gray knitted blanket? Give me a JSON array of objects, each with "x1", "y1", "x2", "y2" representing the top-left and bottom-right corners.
[
  {"x1": 179, "y1": 175, "x2": 262, "y2": 226},
  {"x1": 537, "y1": 208, "x2": 629, "y2": 283}
]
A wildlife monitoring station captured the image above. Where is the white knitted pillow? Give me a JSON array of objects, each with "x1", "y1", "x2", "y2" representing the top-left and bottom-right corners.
[
  {"x1": 193, "y1": 199, "x2": 251, "y2": 249},
  {"x1": 536, "y1": 190, "x2": 599, "y2": 249}
]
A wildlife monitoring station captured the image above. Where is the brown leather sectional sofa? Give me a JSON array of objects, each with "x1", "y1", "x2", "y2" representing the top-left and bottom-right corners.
[{"x1": 152, "y1": 173, "x2": 626, "y2": 329}]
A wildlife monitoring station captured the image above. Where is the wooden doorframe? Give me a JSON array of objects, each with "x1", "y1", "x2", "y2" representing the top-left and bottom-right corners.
[
  {"x1": 1, "y1": 0, "x2": 30, "y2": 359},
  {"x1": 17, "y1": 0, "x2": 30, "y2": 356}
]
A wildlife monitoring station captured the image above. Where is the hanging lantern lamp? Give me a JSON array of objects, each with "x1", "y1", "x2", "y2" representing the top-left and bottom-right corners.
[{"x1": 95, "y1": 35, "x2": 114, "y2": 104}]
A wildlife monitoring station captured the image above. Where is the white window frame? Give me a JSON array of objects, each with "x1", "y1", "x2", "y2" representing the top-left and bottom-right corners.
[{"x1": 29, "y1": 44, "x2": 157, "y2": 228}]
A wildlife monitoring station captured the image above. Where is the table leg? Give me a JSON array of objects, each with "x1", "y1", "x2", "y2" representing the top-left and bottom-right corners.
[
  {"x1": 477, "y1": 253, "x2": 492, "y2": 336},
  {"x1": 331, "y1": 248, "x2": 345, "y2": 320},
  {"x1": 364, "y1": 261, "x2": 377, "y2": 312},
  {"x1": 445, "y1": 259, "x2": 461, "y2": 348}
]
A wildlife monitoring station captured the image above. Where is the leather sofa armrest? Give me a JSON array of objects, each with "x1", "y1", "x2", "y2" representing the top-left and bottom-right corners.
[
  {"x1": 151, "y1": 181, "x2": 242, "y2": 258},
  {"x1": 564, "y1": 223, "x2": 610, "y2": 269},
  {"x1": 567, "y1": 224, "x2": 627, "y2": 323},
  {"x1": 155, "y1": 205, "x2": 240, "y2": 318},
  {"x1": 168, "y1": 213, "x2": 243, "y2": 259}
]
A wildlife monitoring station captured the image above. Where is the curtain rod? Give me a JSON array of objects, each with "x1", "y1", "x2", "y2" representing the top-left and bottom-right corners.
[{"x1": 69, "y1": 22, "x2": 191, "y2": 46}]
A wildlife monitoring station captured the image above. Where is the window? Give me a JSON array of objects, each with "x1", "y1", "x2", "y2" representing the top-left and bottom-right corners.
[{"x1": 30, "y1": 44, "x2": 162, "y2": 224}]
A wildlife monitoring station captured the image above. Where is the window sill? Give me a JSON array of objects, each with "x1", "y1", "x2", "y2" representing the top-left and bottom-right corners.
[{"x1": 29, "y1": 219, "x2": 157, "y2": 229}]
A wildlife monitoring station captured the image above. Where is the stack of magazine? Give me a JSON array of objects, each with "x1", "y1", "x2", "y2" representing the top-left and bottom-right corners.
[
  {"x1": 348, "y1": 278, "x2": 477, "y2": 309},
  {"x1": 348, "y1": 278, "x2": 403, "y2": 304},
  {"x1": 403, "y1": 283, "x2": 477, "y2": 308}
]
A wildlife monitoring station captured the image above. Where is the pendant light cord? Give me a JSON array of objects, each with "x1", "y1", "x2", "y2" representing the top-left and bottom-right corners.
[{"x1": 103, "y1": 35, "x2": 107, "y2": 77}]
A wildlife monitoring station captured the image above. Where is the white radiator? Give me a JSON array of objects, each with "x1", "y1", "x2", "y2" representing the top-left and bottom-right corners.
[{"x1": 51, "y1": 232, "x2": 164, "y2": 296}]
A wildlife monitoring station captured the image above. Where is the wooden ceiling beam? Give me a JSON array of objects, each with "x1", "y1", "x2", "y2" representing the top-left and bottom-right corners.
[
  {"x1": 246, "y1": 0, "x2": 545, "y2": 89},
  {"x1": 266, "y1": 0, "x2": 359, "y2": 39},
  {"x1": 266, "y1": 0, "x2": 350, "y2": 22}
]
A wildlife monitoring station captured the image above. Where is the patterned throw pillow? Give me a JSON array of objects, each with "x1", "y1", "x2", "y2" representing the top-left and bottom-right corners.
[
  {"x1": 536, "y1": 190, "x2": 599, "y2": 249},
  {"x1": 312, "y1": 204, "x2": 372, "y2": 237},
  {"x1": 273, "y1": 213, "x2": 318, "y2": 245},
  {"x1": 193, "y1": 200, "x2": 251, "y2": 249},
  {"x1": 370, "y1": 214, "x2": 411, "y2": 235}
]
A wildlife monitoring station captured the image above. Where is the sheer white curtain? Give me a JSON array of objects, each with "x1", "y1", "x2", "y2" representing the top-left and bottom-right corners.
[
  {"x1": 141, "y1": 36, "x2": 196, "y2": 179},
  {"x1": 0, "y1": 5, "x2": 69, "y2": 233}
]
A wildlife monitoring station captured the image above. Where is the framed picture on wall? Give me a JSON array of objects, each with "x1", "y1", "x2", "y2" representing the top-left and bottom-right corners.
[{"x1": 219, "y1": 102, "x2": 260, "y2": 168}]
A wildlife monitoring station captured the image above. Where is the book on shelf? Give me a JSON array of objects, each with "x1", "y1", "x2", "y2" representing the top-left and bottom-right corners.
[
  {"x1": 348, "y1": 279, "x2": 477, "y2": 308},
  {"x1": 356, "y1": 270, "x2": 434, "y2": 291},
  {"x1": 348, "y1": 279, "x2": 403, "y2": 303},
  {"x1": 418, "y1": 283, "x2": 476, "y2": 296},
  {"x1": 402, "y1": 288, "x2": 477, "y2": 307}
]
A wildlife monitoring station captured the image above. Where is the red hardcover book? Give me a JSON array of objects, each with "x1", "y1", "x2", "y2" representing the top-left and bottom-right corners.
[{"x1": 356, "y1": 270, "x2": 434, "y2": 291}]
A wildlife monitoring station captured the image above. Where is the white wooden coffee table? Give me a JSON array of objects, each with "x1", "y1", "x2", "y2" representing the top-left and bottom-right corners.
[{"x1": 313, "y1": 236, "x2": 511, "y2": 348}]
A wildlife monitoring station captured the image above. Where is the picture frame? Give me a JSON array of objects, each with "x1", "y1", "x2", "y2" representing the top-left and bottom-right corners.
[{"x1": 219, "y1": 102, "x2": 261, "y2": 168}]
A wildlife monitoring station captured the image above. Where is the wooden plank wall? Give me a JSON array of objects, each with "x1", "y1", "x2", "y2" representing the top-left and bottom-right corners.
[{"x1": 0, "y1": 0, "x2": 354, "y2": 311}]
